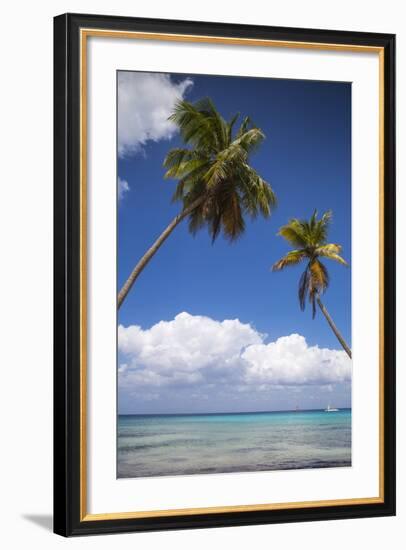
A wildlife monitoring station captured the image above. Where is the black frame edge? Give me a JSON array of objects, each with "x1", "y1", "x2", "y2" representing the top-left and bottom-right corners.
[
  {"x1": 53, "y1": 13, "x2": 69, "y2": 537},
  {"x1": 62, "y1": 11, "x2": 395, "y2": 45},
  {"x1": 382, "y1": 33, "x2": 396, "y2": 518},
  {"x1": 53, "y1": 13, "x2": 396, "y2": 537}
]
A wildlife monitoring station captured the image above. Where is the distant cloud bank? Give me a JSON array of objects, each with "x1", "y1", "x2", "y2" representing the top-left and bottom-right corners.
[
  {"x1": 118, "y1": 312, "x2": 351, "y2": 412},
  {"x1": 117, "y1": 176, "x2": 129, "y2": 200},
  {"x1": 118, "y1": 72, "x2": 193, "y2": 157}
]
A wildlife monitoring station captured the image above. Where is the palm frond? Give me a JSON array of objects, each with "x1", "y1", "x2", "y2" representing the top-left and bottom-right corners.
[
  {"x1": 312, "y1": 209, "x2": 332, "y2": 244},
  {"x1": 227, "y1": 112, "x2": 240, "y2": 144},
  {"x1": 216, "y1": 141, "x2": 247, "y2": 166},
  {"x1": 188, "y1": 203, "x2": 207, "y2": 235},
  {"x1": 180, "y1": 179, "x2": 207, "y2": 209},
  {"x1": 218, "y1": 189, "x2": 245, "y2": 242},
  {"x1": 278, "y1": 220, "x2": 309, "y2": 248},
  {"x1": 310, "y1": 289, "x2": 317, "y2": 318},
  {"x1": 169, "y1": 99, "x2": 219, "y2": 152},
  {"x1": 232, "y1": 127, "x2": 265, "y2": 155},
  {"x1": 298, "y1": 267, "x2": 310, "y2": 311},
  {"x1": 170, "y1": 166, "x2": 207, "y2": 203},
  {"x1": 236, "y1": 116, "x2": 251, "y2": 138},
  {"x1": 171, "y1": 180, "x2": 186, "y2": 203},
  {"x1": 163, "y1": 148, "x2": 193, "y2": 175},
  {"x1": 272, "y1": 250, "x2": 307, "y2": 271},
  {"x1": 309, "y1": 259, "x2": 329, "y2": 293},
  {"x1": 310, "y1": 209, "x2": 318, "y2": 230},
  {"x1": 163, "y1": 148, "x2": 208, "y2": 179},
  {"x1": 192, "y1": 97, "x2": 229, "y2": 150},
  {"x1": 165, "y1": 98, "x2": 274, "y2": 242},
  {"x1": 315, "y1": 243, "x2": 341, "y2": 255},
  {"x1": 306, "y1": 260, "x2": 328, "y2": 318},
  {"x1": 238, "y1": 164, "x2": 276, "y2": 219},
  {"x1": 165, "y1": 157, "x2": 210, "y2": 181},
  {"x1": 202, "y1": 158, "x2": 229, "y2": 188},
  {"x1": 315, "y1": 244, "x2": 348, "y2": 266}
]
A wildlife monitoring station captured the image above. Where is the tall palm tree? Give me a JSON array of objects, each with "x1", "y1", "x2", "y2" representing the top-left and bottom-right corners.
[
  {"x1": 118, "y1": 98, "x2": 276, "y2": 308},
  {"x1": 272, "y1": 210, "x2": 352, "y2": 358}
]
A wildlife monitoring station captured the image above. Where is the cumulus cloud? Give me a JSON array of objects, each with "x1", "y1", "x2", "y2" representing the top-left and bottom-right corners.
[
  {"x1": 118, "y1": 312, "x2": 262, "y2": 388},
  {"x1": 242, "y1": 334, "x2": 351, "y2": 386},
  {"x1": 118, "y1": 177, "x2": 129, "y2": 200},
  {"x1": 118, "y1": 313, "x2": 352, "y2": 402},
  {"x1": 118, "y1": 72, "x2": 193, "y2": 157}
]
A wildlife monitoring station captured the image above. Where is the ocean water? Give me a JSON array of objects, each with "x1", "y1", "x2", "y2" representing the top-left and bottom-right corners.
[{"x1": 117, "y1": 409, "x2": 351, "y2": 478}]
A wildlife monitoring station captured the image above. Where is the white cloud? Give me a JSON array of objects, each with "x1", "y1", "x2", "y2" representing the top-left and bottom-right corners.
[
  {"x1": 118, "y1": 72, "x2": 193, "y2": 157},
  {"x1": 118, "y1": 312, "x2": 351, "y2": 395},
  {"x1": 242, "y1": 334, "x2": 351, "y2": 385},
  {"x1": 118, "y1": 177, "x2": 129, "y2": 200},
  {"x1": 118, "y1": 312, "x2": 262, "y2": 388}
]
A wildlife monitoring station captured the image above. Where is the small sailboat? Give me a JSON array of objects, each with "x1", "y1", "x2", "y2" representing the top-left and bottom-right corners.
[{"x1": 325, "y1": 404, "x2": 339, "y2": 412}]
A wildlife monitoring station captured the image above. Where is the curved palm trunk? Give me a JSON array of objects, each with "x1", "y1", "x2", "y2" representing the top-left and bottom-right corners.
[
  {"x1": 118, "y1": 196, "x2": 205, "y2": 309},
  {"x1": 316, "y1": 296, "x2": 352, "y2": 359}
]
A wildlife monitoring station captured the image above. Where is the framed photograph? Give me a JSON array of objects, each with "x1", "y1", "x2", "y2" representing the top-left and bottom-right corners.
[{"x1": 54, "y1": 13, "x2": 395, "y2": 536}]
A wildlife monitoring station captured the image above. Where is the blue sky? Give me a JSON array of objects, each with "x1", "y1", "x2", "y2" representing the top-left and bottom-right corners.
[{"x1": 117, "y1": 71, "x2": 352, "y2": 414}]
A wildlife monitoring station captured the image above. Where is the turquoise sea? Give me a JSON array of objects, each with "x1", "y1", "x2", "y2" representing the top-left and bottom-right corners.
[{"x1": 117, "y1": 409, "x2": 351, "y2": 478}]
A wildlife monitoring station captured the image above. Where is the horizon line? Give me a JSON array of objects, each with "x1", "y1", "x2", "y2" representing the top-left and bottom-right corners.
[{"x1": 118, "y1": 407, "x2": 352, "y2": 417}]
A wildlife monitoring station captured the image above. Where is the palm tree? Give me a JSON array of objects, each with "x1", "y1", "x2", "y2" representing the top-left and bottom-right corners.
[
  {"x1": 272, "y1": 210, "x2": 352, "y2": 358},
  {"x1": 118, "y1": 98, "x2": 276, "y2": 308}
]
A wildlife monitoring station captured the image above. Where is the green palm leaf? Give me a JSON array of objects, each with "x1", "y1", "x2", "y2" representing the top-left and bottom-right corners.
[
  {"x1": 164, "y1": 98, "x2": 276, "y2": 243},
  {"x1": 272, "y1": 250, "x2": 307, "y2": 271},
  {"x1": 315, "y1": 243, "x2": 348, "y2": 265}
]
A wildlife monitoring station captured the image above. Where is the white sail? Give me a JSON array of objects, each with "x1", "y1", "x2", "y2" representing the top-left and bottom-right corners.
[{"x1": 325, "y1": 404, "x2": 339, "y2": 412}]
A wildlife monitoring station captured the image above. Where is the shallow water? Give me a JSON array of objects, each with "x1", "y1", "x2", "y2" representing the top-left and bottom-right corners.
[{"x1": 117, "y1": 409, "x2": 351, "y2": 478}]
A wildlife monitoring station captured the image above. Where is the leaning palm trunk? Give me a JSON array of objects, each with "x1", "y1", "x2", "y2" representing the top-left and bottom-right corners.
[
  {"x1": 316, "y1": 296, "x2": 352, "y2": 359},
  {"x1": 117, "y1": 196, "x2": 205, "y2": 309}
]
